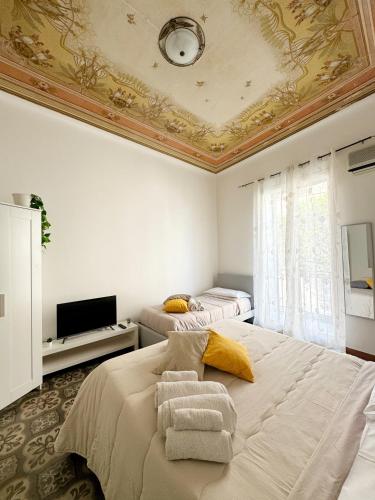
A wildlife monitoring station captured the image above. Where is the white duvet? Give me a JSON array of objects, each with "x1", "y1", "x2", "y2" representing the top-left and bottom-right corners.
[
  {"x1": 55, "y1": 320, "x2": 375, "y2": 500},
  {"x1": 339, "y1": 384, "x2": 375, "y2": 500}
]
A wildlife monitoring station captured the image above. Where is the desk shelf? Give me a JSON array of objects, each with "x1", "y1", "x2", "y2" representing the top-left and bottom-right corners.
[{"x1": 42, "y1": 322, "x2": 138, "y2": 375}]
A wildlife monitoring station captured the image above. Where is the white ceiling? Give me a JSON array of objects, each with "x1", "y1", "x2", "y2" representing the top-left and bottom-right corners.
[{"x1": 75, "y1": 0, "x2": 289, "y2": 126}]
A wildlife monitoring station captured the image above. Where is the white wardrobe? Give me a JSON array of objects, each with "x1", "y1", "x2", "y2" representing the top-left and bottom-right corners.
[{"x1": 0, "y1": 202, "x2": 42, "y2": 411}]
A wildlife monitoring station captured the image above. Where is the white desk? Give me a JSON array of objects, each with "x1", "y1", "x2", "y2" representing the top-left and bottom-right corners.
[{"x1": 42, "y1": 322, "x2": 138, "y2": 375}]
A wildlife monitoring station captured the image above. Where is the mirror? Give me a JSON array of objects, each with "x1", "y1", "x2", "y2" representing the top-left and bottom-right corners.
[{"x1": 342, "y1": 223, "x2": 374, "y2": 319}]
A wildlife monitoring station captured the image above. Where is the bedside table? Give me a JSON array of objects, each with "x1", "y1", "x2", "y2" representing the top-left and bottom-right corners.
[{"x1": 42, "y1": 321, "x2": 139, "y2": 376}]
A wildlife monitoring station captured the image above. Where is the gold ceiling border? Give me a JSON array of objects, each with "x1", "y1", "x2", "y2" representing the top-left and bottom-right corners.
[
  {"x1": 216, "y1": 76, "x2": 375, "y2": 172},
  {"x1": 0, "y1": 74, "x2": 218, "y2": 173}
]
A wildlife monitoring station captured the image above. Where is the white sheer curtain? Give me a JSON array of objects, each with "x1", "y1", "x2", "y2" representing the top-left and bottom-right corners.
[
  {"x1": 253, "y1": 172, "x2": 287, "y2": 332},
  {"x1": 253, "y1": 155, "x2": 345, "y2": 351}
]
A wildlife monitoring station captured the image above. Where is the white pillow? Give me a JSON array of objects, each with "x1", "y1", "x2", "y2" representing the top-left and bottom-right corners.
[
  {"x1": 203, "y1": 287, "x2": 251, "y2": 299},
  {"x1": 153, "y1": 330, "x2": 209, "y2": 380}
]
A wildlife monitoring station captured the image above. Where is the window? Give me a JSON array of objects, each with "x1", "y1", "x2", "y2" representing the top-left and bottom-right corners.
[{"x1": 254, "y1": 158, "x2": 345, "y2": 350}]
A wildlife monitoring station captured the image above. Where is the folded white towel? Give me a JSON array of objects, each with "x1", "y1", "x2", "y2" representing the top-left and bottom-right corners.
[
  {"x1": 155, "y1": 381, "x2": 227, "y2": 408},
  {"x1": 158, "y1": 393, "x2": 237, "y2": 437},
  {"x1": 188, "y1": 298, "x2": 204, "y2": 311},
  {"x1": 165, "y1": 428, "x2": 233, "y2": 463},
  {"x1": 173, "y1": 408, "x2": 223, "y2": 432},
  {"x1": 161, "y1": 371, "x2": 198, "y2": 382}
]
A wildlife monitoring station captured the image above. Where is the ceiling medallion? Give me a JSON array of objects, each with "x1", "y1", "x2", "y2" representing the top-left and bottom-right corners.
[{"x1": 158, "y1": 17, "x2": 205, "y2": 67}]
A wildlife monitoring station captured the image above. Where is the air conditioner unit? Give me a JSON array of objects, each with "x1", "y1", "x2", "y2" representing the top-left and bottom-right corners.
[{"x1": 348, "y1": 145, "x2": 375, "y2": 174}]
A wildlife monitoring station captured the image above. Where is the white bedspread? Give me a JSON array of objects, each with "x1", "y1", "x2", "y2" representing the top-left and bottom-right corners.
[
  {"x1": 140, "y1": 294, "x2": 251, "y2": 335},
  {"x1": 55, "y1": 320, "x2": 375, "y2": 500}
]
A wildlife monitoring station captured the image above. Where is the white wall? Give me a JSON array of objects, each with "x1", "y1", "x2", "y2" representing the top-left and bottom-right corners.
[
  {"x1": 217, "y1": 93, "x2": 375, "y2": 354},
  {"x1": 2, "y1": 89, "x2": 375, "y2": 353},
  {"x1": 0, "y1": 91, "x2": 218, "y2": 339}
]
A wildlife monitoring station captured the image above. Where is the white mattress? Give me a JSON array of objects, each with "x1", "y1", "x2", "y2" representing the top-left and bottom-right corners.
[
  {"x1": 140, "y1": 294, "x2": 251, "y2": 335},
  {"x1": 55, "y1": 320, "x2": 375, "y2": 500}
]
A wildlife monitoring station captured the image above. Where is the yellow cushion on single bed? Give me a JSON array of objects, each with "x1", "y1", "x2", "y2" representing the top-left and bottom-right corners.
[
  {"x1": 202, "y1": 330, "x2": 254, "y2": 382},
  {"x1": 366, "y1": 278, "x2": 374, "y2": 289},
  {"x1": 163, "y1": 298, "x2": 189, "y2": 313}
]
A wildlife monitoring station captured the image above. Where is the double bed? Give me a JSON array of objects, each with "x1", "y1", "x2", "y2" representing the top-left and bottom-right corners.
[
  {"x1": 55, "y1": 319, "x2": 375, "y2": 500},
  {"x1": 139, "y1": 273, "x2": 254, "y2": 346}
]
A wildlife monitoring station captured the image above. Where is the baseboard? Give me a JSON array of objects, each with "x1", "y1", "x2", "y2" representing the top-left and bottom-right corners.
[{"x1": 346, "y1": 347, "x2": 375, "y2": 362}]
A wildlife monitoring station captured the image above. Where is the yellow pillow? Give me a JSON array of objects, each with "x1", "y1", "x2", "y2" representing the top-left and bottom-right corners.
[
  {"x1": 366, "y1": 278, "x2": 374, "y2": 289},
  {"x1": 163, "y1": 298, "x2": 189, "y2": 313},
  {"x1": 202, "y1": 330, "x2": 254, "y2": 382}
]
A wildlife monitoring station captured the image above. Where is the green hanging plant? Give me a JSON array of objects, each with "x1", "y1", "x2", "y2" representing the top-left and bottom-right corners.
[{"x1": 30, "y1": 194, "x2": 51, "y2": 248}]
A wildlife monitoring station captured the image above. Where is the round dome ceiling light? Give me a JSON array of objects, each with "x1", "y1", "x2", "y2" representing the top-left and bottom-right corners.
[{"x1": 158, "y1": 17, "x2": 205, "y2": 67}]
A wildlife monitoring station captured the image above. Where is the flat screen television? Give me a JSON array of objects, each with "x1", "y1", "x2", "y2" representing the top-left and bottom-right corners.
[{"x1": 57, "y1": 295, "x2": 117, "y2": 338}]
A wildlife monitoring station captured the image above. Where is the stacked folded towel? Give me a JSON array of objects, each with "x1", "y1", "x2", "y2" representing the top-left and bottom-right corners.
[
  {"x1": 165, "y1": 428, "x2": 233, "y2": 463},
  {"x1": 161, "y1": 370, "x2": 198, "y2": 382},
  {"x1": 173, "y1": 408, "x2": 223, "y2": 431},
  {"x1": 156, "y1": 371, "x2": 237, "y2": 463},
  {"x1": 154, "y1": 380, "x2": 227, "y2": 408},
  {"x1": 157, "y1": 393, "x2": 237, "y2": 437}
]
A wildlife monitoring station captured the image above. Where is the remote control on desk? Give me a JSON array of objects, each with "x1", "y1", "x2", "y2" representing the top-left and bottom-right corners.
[{"x1": 118, "y1": 323, "x2": 127, "y2": 329}]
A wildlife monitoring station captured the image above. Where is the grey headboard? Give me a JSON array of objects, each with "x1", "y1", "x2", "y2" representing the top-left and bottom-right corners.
[{"x1": 214, "y1": 273, "x2": 253, "y2": 306}]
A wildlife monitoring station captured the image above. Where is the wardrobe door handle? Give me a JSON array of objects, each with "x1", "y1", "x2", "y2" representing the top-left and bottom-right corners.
[{"x1": 0, "y1": 294, "x2": 5, "y2": 318}]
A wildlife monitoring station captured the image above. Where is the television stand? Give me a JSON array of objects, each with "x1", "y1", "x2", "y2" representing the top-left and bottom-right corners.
[{"x1": 42, "y1": 322, "x2": 138, "y2": 375}]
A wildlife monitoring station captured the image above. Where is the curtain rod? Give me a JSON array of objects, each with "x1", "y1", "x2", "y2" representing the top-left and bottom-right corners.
[{"x1": 238, "y1": 135, "x2": 374, "y2": 188}]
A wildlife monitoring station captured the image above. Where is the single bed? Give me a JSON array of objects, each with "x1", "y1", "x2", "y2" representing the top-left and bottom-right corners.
[
  {"x1": 140, "y1": 294, "x2": 251, "y2": 334},
  {"x1": 139, "y1": 273, "x2": 254, "y2": 346},
  {"x1": 55, "y1": 319, "x2": 375, "y2": 500}
]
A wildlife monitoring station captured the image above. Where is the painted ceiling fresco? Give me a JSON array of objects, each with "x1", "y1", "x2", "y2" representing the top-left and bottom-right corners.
[{"x1": 0, "y1": 0, "x2": 374, "y2": 172}]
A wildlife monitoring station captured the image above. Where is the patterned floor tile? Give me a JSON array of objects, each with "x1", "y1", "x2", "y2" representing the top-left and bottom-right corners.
[{"x1": 0, "y1": 362, "x2": 104, "y2": 499}]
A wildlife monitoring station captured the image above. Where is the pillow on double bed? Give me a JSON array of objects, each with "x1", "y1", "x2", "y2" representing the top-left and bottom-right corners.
[
  {"x1": 153, "y1": 330, "x2": 209, "y2": 380},
  {"x1": 202, "y1": 330, "x2": 254, "y2": 382}
]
